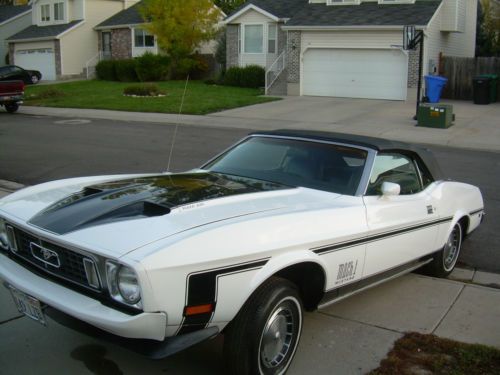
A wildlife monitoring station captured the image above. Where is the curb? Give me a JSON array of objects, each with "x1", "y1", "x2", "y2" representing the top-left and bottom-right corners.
[{"x1": 0, "y1": 180, "x2": 25, "y2": 192}]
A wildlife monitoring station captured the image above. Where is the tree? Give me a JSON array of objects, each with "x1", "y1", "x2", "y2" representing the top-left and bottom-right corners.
[
  {"x1": 214, "y1": 0, "x2": 245, "y2": 15},
  {"x1": 140, "y1": 0, "x2": 222, "y2": 73},
  {"x1": 477, "y1": 0, "x2": 500, "y2": 56}
]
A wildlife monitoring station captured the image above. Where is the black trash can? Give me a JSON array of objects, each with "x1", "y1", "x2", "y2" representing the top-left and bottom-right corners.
[{"x1": 473, "y1": 76, "x2": 491, "y2": 105}]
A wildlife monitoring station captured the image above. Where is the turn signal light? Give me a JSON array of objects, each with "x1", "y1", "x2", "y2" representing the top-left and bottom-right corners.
[{"x1": 184, "y1": 303, "x2": 214, "y2": 316}]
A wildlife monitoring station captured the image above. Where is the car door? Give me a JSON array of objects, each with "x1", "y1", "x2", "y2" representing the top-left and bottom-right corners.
[
  {"x1": 11, "y1": 66, "x2": 28, "y2": 83},
  {"x1": 362, "y1": 152, "x2": 439, "y2": 277}
]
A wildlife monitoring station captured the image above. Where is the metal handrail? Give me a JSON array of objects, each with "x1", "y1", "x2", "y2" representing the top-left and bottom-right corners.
[
  {"x1": 265, "y1": 51, "x2": 286, "y2": 95},
  {"x1": 85, "y1": 52, "x2": 104, "y2": 79}
]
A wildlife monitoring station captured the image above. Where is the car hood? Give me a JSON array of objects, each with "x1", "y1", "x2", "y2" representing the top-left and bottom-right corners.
[{"x1": 0, "y1": 173, "x2": 339, "y2": 258}]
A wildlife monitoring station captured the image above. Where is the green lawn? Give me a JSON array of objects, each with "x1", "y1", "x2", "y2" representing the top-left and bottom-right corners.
[{"x1": 25, "y1": 80, "x2": 280, "y2": 115}]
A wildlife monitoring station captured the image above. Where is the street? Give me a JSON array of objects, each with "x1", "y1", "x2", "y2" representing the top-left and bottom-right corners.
[{"x1": 1, "y1": 113, "x2": 498, "y2": 272}]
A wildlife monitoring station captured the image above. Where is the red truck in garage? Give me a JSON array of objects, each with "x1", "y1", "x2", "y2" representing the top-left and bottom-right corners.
[{"x1": 0, "y1": 81, "x2": 24, "y2": 113}]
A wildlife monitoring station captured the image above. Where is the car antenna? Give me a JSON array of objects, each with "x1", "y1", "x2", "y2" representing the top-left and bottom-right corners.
[{"x1": 166, "y1": 74, "x2": 190, "y2": 172}]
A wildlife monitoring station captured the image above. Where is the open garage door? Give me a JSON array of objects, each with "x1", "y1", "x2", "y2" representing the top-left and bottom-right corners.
[
  {"x1": 15, "y1": 48, "x2": 56, "y2": 81},
  {"x1": 302, "y1": 48, "x2": 408, "y2": 100}
]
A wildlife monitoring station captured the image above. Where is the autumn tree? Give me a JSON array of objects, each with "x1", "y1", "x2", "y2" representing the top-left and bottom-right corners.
[{"x1": 140, "y1": 0, "x2": 222, "y2": 74}]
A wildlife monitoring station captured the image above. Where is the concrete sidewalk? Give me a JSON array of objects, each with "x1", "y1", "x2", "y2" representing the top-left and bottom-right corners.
[
  {"x1": 1, "y1": 183, "x2": 500, "y2": 374},
  {"x1": 19, "y1": 95, "x2": 500, "y2": 152}
]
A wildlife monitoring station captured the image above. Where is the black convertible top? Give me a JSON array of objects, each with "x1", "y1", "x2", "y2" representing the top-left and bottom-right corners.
[{"x1": 251, "y1": 130, "x2": 444, "y2": 181}]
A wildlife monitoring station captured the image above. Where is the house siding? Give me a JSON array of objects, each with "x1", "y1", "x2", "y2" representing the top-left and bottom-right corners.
[
  {"x1": 60, "y1": 0, "x2": 125, "y2": 75},
  {"x1": 0, "y1": 11, "x2": 32, "y2": 66},
  {"x1": 424, "y1": 0, "x2": 477, "y2": 78}
]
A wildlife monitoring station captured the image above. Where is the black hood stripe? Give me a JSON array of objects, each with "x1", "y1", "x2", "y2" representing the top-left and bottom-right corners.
[{"x1": 28, "y1": 173, "x2": 289, "y2": 235}]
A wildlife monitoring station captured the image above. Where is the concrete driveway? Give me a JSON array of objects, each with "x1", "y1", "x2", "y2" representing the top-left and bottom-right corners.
[{"x1": 210, "y1": 95, "x2": 500, "y2": 152}]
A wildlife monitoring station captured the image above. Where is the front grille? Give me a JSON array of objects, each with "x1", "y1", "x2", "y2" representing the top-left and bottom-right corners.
[{"x1": 10, "y1": 226, "x2": 101, "y2": 291}]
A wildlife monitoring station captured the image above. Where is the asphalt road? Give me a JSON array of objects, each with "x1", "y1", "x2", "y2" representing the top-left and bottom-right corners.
[{"x1": 0, "y1": 113, "x2": 499, "y2": 272}]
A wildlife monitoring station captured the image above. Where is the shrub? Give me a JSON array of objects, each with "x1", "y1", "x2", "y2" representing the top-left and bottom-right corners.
[
  {"x1": 95, "y1": 60, "x2": 116, "y2": 81},
  {"x1": 115, "y1": 59, "x2": 138, "y2": 82},
  {"x1": 123, "y1": 83, "x2": 165, "y2": 97},
  {"x1": 135, "y1": 52, "x2": 170, "y2": 82},
  {"x1": 223, "y1": 65, "x2": 265, "y2": 88},
  {"x1": 240, "y1": 65, "x2": 265, "y2": 88}
]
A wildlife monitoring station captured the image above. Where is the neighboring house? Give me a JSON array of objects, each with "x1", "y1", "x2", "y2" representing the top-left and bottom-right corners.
[
  {"x1": 225, "y1": 0, "x2": 478, "y2": 100},
  {"x1": 7, "y1": 0, "x2": 139, "y2": 81},
  {"x1": 0, "y1": 5, "x2": 32, "y2": 66},
  {"x1": 94, "y1": 1, "x2": 220, "y2": 61}
]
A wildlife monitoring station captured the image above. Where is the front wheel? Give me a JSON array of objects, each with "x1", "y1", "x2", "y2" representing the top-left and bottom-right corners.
[
  {"x1": 224, "y1": 277, "x2": 303, "y2": 375},
  {"x1": 5, "y1": 102, "x2": 19, "y2": 113},
  {"x1": 424, "y1": 222, "x2": 463, "y2": 278}
]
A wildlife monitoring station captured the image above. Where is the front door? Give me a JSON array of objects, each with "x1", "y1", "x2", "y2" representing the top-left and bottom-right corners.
[
  {"x1": 362, "y1": 152, "x2": 439, "y2": 277},
  {"x1": 102, "y1": 32, "x2": 112, "y2": 59}
]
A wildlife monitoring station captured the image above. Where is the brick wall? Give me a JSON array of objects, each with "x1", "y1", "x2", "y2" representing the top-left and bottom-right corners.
[
  {"x1": 286, "y1": 31, "x2": 301, "y2": 84},
  {"x1": 226, "y1": 24, "x2": 239, "y2": 68},
  {"x1": 54, "y1": 40, "x2": 62, "y2": 77},
  {"x1": 111, "y1": 28, "x2": 132, "y2": 60},
  {"x1": 408, "y1": 49, "x2": 420, "y2": 88}
]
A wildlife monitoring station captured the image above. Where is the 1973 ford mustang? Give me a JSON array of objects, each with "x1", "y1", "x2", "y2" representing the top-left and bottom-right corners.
[{"x1": 0, "y1": 130, "x2": 484, "y2": 374}]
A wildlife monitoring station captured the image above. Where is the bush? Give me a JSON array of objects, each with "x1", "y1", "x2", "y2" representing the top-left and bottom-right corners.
[
  {"x1": 115, "y1": 59, "x2": 138, "y2": 82},
  {"x1": 95, "y1": 60, "x2": 116, "y2": 81},
  {"x1": 223, "y1": 65, "x2": 265, "y2": 88},
  {"x1": 123, "y1": 83, "x2": 165, "y2": 97},
  {"x1": 135, "y1": 52, "x2": 170, "y2": 82},
  {"x1": 240, "y1": 65, "x2": 265, "y2": 88}
]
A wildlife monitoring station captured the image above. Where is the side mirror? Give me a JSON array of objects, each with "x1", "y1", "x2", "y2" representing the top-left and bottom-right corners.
[{"x1": 381, "y1": 182, "x2": 401, "y2": 197}]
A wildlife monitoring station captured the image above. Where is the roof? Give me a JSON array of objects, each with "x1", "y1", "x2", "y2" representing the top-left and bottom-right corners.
[
  {"x1": 0, "y1": 5, "x2": 31, "y2": 25},
  {"x1": 96, "y1": 2, "x2": 144, "y2": 29},
  {"x1": 226, "y1": 0, "x2": 442, "y2": 28},
  {"x1": 252, "y1": 129, "x2": 444, "y2": 180},
  {"x1": 7, "y1": 20, "x2": 83, "y2": 41}
]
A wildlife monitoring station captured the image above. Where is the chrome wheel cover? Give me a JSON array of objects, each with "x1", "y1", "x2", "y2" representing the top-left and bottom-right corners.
[
  {"x1": 443, "y1": 224, "x2": 462, "y2": 272},
  {"x1": 31, "y1": 75, "x2": 39, "y2": 84},
  {"x1": 260, "y1": 305, "x2": 295, "y2": 369}
]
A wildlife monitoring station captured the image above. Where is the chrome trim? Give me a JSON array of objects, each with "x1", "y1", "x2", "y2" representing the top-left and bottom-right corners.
[
  {"x1": 6, "y1": 225, "x2": 17, "y2": 252},
  {"x1": 83, "y1": 258, "x2": 102, "y2": 289},
  {"x1": 30, "y1": 242, "x2": 61, "y2": 268}
]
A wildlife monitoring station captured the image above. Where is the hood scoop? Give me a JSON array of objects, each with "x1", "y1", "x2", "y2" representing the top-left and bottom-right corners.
[{"x1": 28, "y1": 173, "x2": 290, "y2": 235}]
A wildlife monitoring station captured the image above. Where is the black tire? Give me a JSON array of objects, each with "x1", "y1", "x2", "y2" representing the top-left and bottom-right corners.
[
  {"x1": 223, "y1": 277, "x2": 303, "y2": 375},
  {"x1": 423, "y1": 221, "x2": 463, "y2": 278},
  {"x1": 5, "y1": 102, "x2": 19, "y2": 113}
]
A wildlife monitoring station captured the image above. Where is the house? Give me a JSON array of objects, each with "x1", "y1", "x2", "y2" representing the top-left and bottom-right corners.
[
  {"x1": 224, "y1": 0, "x2": 478, "y2": 100},
  {"x1": 94, "y1": 1, "x2": 220, "y2": 61},
  {"x1": 7, "y1": 0, "x2": 139, "y2": 80},
  {"x1": 0, "y1": 5, "x2": 32, "y2": 66}
]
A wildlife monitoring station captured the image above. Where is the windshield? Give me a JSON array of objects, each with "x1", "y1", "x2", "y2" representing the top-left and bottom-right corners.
[{"x1": 204, "y1": 136, "x2": 368, "y2": 195}]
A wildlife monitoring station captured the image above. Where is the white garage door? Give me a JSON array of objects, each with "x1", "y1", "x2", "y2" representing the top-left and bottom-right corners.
[
  {"x1": 303, "y1": 49, "x2": 408, "y2": 100},
  {"x1": 15, "y1": 48, "x2": 56, "y2": 81}
]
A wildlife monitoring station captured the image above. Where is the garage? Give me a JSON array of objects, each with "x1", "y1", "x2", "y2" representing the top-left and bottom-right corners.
[
  {"x1": 15, "y1": 48, "x2": 57, "y2": 81},
  {"x1": 302, "y1": 48, "x2": 408, "y2": 100}
]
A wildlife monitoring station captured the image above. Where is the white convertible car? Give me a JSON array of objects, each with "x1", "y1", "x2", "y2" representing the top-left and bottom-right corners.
[{"x1": 0, "y1": 130, "x2": 484, "y2": 374}]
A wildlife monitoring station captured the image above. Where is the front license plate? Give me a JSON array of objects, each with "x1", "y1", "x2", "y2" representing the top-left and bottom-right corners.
[{"x1": 8, "y1": 286, "x2": 46, "y2": 326}]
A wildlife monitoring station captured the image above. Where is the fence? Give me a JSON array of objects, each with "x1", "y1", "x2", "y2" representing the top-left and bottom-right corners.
[{"x1": 439, "y1": 55, "x2": 500, "y2": 100}]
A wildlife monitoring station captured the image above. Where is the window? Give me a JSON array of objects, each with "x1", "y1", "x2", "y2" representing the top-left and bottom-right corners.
[
  {"x1": 328, "y1": 0, "x2": 360, "y2": 5},
  {"x1": 54, "y1": 2, "x2": 64, "y2": 21},
  {"x1": 366, "y1": 153, "x2": 422, "y2": 195},
  {"x1": 268, "y1": 24, "x2": 277, "y2": 54},
  {"x1": 134, "y1": 29, "x2": 155, "y2": 47},
  {"x1": 244, "y1": 25, "x2": 263, "y2": 53},
  {"x1": 40, "y1": 4, "x2": 50, "y2": 22},
  {"x1": 378, "y1": 0, "x2": 415, "y2": 4}
]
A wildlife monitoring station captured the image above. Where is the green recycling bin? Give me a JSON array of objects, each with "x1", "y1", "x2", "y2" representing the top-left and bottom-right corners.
[
  {"x1": 417, "y1": 103, "x2": 454, "y2": 129},
  {"x1": 478, "y1": 74, "x2": 498, "y2": 102}
]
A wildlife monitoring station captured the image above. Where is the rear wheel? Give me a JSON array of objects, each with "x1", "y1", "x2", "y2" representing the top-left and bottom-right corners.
[
  {"x1": 424, "y1": 222, "x2": 463, "y2": 278},
  {"x1": 224, "y1": 277, "x2": 303, "y2": 375},
  {"x1": 31, "y1": 75, "x2": 39, "y2": 84},
  {"x1": 5, "y1": 102, "x2": 19, "y2": 113}
]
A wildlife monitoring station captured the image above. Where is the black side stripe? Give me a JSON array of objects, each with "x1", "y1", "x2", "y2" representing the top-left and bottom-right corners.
[
  {"x1": 177, "y1": 258, "x2": 269, "y2": 335},
  {"x1": 312, "y1": 217, "x2": 453, "y2": 255},
  {"x1": 469, "y1": 208, "x2": 484, "y2": 216}
]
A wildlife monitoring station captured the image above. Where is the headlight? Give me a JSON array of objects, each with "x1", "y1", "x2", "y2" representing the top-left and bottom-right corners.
[
  {"x1": 106, "y1": 261, "x2": 142, "y2": 308},
  {"x1": 0, "y1": 218, "x2": 8, "y2": 250}
]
